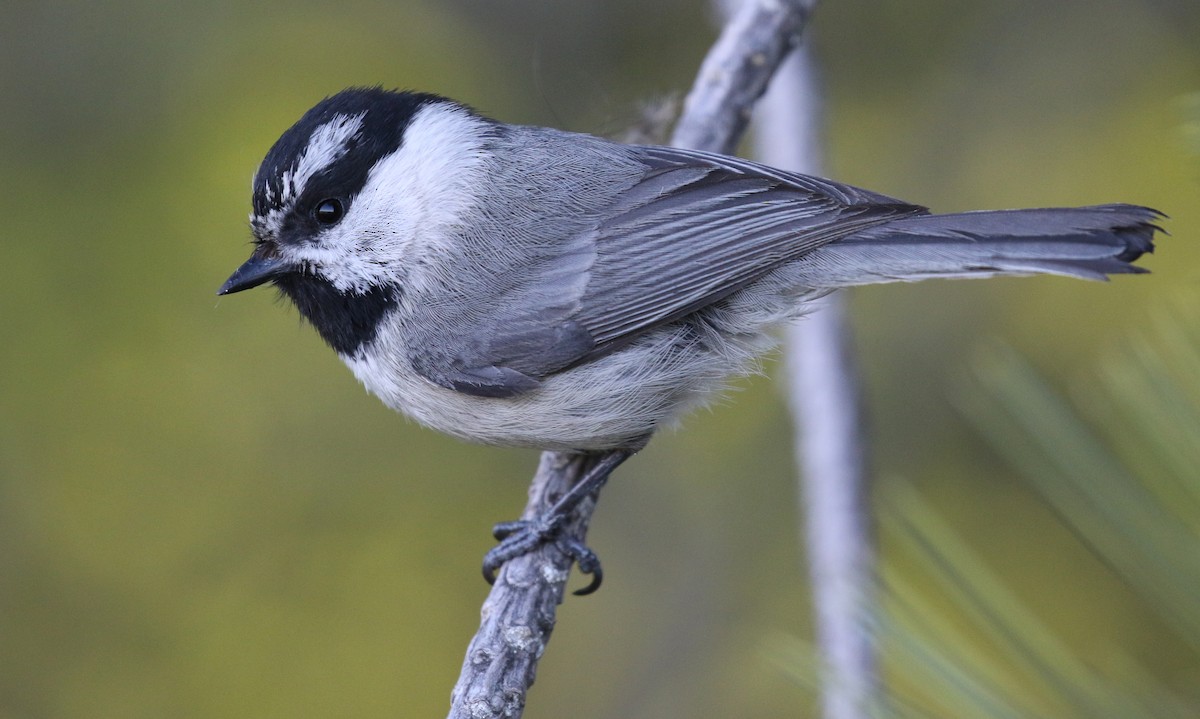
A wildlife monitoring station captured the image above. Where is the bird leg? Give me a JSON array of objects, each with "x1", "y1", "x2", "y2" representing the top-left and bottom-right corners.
[{"x1": 482, "y1": 448, "x2": 633, "y2": 596}]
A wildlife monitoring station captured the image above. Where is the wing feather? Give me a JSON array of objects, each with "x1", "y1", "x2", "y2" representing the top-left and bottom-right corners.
[
  {"x1": 570, "y1": 146, "x2": 926, "y2": 352},
  {"x1": 409, "y1": 136, "x2": 926, "y2": 397}
]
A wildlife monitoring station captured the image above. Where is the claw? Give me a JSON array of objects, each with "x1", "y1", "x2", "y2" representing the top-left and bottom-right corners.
[
  {"x1": 558, "y1": 536, "x2": 604, "y2": 595},
  {"x1": 491, "y1": 520, "x2": 526, "y2": 541},
  {"x1": 479, "y1": 521, "x2": 604, "y2": 594},
  {"x1": 573, "y1": 570, "x2": 603, "y2": 596},
  {"x1": 482, "y1": 520, "x2": 543, "y2": 585},
  {"x1": 477, "y1": 449, "x2": 634, "y2": 595},
  {"x1": 482, "y1": 544, "x2": 505, "y2": 585}
]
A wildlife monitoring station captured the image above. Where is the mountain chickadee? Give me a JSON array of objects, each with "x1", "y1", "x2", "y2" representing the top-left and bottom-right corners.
[{"x1": 220, "y1": 87, "x2": 1161, "y2": 593}]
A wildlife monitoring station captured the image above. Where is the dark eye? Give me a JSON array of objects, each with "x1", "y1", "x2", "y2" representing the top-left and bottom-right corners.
[{"x1": 313, "y1": 198, "x2": 345, "y2": 225}]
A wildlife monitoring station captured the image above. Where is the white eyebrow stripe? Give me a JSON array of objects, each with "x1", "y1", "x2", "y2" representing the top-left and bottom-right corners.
[{"x1": 280, "y1": 112, "x2": 366, "y2": 202}]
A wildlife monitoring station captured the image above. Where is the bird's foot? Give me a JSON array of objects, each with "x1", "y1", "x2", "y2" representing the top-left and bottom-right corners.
[
  {"x1": 480, "y1": 448, "x2": 635, "y2": 596},
  {"x1": 482, "y1": 515, "x2": 604, "y2": 595}
]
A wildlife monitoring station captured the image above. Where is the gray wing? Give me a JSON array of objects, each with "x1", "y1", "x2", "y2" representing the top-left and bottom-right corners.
[
  {"x1": 568, "y1": 146, "x2": 925, "y2": 355},
  {"x1": 418, "y1": 142, "x2": 926, "y2": 398}
]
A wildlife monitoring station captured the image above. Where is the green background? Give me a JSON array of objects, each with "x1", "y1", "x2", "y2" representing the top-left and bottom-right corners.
[{"x1": 2, "y1": 0, "x2": 1197, "y2": 716}]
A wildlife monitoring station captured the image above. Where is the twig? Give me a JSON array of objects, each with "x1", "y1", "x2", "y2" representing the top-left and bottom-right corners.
[
  {"x1": 752, "y1": 29, "x2": 881, "y2": 719},
  {"x1": 787, "y1": 296, "x2": 879, "y2": 719},
  {"x1": 446, "y1": 451, "x2": 597, "y2": 719},
  {"x1": 445, "y1": 2, "x2": 819, "y2": 717},
  {"x1": 671, "y1": 0, "x2": 816, "y2": 154}
]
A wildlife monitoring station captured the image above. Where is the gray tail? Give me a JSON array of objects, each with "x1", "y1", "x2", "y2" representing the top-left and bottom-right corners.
[{"x1": 805, "y1": 203, "x2": 1162, "y2": 286}]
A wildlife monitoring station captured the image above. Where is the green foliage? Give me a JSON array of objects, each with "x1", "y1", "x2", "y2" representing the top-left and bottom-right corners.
[
  {"x1": 962, "y1": 327, "x2": 1200, "y2": 651},
  {"x1": 772, "y1": 302, "x2": 1200, "y2": 717},
  {"x1": 879, "y1": 480, "x2": 1196, "y2": 718}
]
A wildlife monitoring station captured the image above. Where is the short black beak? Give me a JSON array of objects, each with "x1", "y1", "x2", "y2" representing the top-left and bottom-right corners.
[{"x1": 218, "y1": 245, "x2": 290, "y2": 295}]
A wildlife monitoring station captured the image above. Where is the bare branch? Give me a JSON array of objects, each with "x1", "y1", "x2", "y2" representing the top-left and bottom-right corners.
[
  {"x1": 672, "y1": 0, "x2": 817, "y2": 153},
  {"x1": 752, "y1": 29, "x2": 882, "y2": 719},
  {"x1": 445, "y1": 2, "x2": 819, "y2": 717},
  {"x1": 786, "y1": 296, "x2": 879, "y2": 719},
  {"x1": 447, "y1": 452, "x2": 597, "y2": 719}
]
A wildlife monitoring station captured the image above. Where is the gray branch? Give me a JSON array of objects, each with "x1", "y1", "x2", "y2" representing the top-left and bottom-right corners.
[
  {"x1": 786, "y1": 296, "x2": 879, "y2": 719},
  {"x1": 445, "y1": 2, "x2": 818, "y2": 717},
  {"x1": 447, "y1": 451, "x2": 597, "y2": 719},
  {"x1": 752, "y1": 26, "x2": 881, "y2": 719},
  {"x1": 671, "y1": 0, "x2": 816, "y2": 154}
]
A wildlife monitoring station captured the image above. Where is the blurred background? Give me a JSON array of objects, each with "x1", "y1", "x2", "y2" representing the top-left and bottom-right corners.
[{"x1": 1, "y1": 0, "x2": 1198, "y2": 717}]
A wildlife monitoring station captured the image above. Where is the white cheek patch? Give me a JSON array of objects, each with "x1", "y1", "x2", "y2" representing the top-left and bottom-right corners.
[{"x1": 303, "y1": 103, "x2": 494, "y2": 294}]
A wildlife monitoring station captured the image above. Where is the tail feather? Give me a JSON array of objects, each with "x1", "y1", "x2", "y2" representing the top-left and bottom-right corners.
[{"x1": 805, "y1": 203, "x2": 1162, "y2": 286}]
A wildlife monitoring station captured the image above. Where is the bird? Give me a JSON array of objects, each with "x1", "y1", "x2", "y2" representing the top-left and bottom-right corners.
[{"x1": 219, "y1": 86, "x2": 1161, "y2": 594}]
